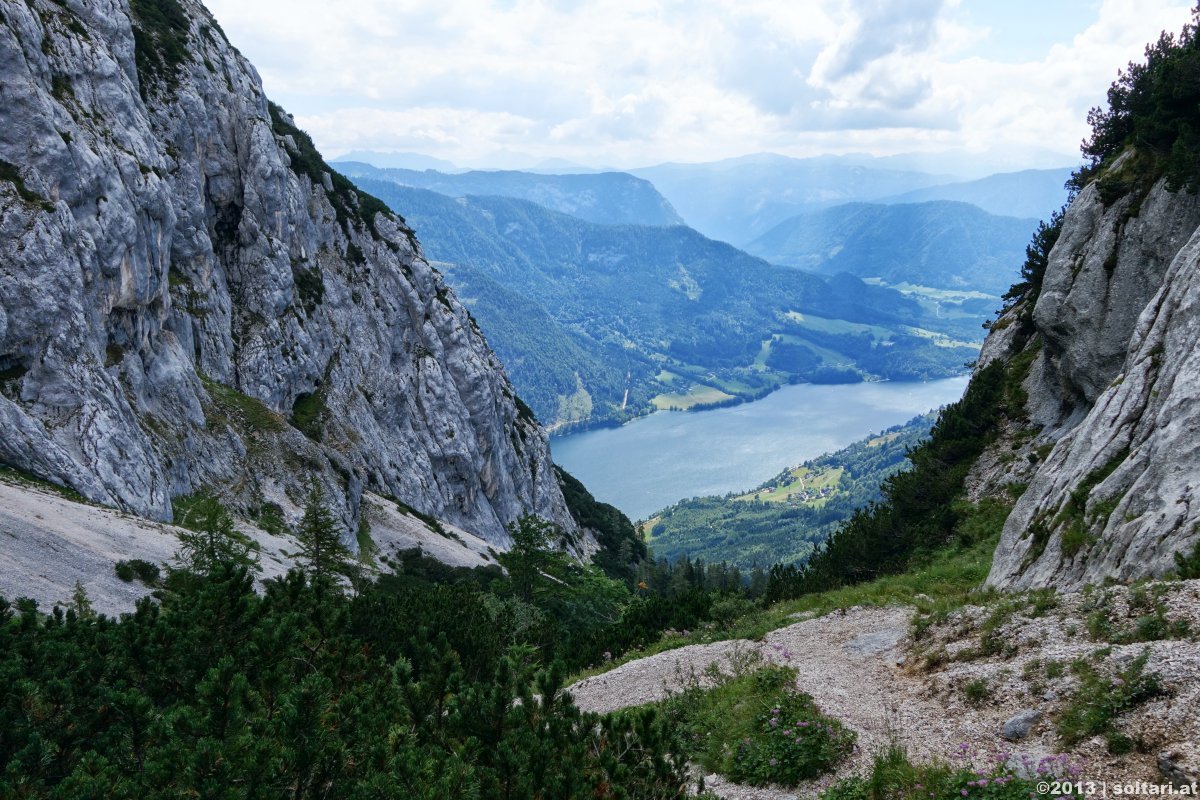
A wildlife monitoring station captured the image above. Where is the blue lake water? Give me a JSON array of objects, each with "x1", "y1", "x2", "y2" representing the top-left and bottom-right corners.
[{"x1": 550, "y1": 376, "x2": 970, "y2": 521}]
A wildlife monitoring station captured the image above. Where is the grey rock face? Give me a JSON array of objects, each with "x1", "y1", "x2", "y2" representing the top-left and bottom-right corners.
[
  {"x1": 988, "y1": 177, "x2": 1200, "y2": 589},
  {"x1": 1158, "y1": 751, "x2": 1198, "y2": 788},
  {"x1": 1027, "y1": 177, "x2": 1200, "y2": 431},
  {"x1": 1001, "y1": 708, "x2": 1041, "y2": 742},
  {"x1": 0, "y1": 0, "x2": 575, "y2": 546}
]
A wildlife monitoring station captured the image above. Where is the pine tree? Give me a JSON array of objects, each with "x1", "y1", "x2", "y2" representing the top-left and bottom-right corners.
[
  {"x1": 69, "y1": 580, "x2": 94, "y2": 619},
  {"x1": 295, "y1": 480, "x2": 354, "y2": 589},
  {"x1": 504, "y1": 514, "x2": 563, "y2": 603},
  {"x1": 174, "y1": 491, "x2": 259, "y2": 574}
]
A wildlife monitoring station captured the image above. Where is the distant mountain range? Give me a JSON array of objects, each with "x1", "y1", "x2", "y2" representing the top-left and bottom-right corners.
[
  {"x1": 744, "y1": 201, "x2": 1038, "y2": 296},
  {"x1": 334, "y1": 150, "x2": 461, "y2": 172},
  {"x1": 335, "y1": 162, "x2": 683, "y2": 227},
  {"x1": 354, "y1": 179, "x2": 978, "y2": 430},
  {"x1": 628, "y1": 153, "x2": 954, "y2": 245},
  {"x1": 877, "y1": 168, "x2": 1073, "y2": 221}
]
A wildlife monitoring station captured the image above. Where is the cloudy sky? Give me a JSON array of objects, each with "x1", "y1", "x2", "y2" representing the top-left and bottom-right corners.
[{"x1": 204, "y1": 0, "x2": 1193, "y2": 171}]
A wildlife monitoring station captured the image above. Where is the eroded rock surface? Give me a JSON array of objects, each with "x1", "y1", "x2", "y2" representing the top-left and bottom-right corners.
[
  {"x1": 0, "y1": 0, "x2": 575, "y2": 547},
  {"x1": 986, "y1": 177, "x2": 1200, "y2": 589}
]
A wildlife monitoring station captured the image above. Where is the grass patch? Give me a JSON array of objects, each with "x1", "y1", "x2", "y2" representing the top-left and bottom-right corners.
[
  {"x1": 356, "y1": 514, "x2": 377, "y2": 566},
  {"x1": 733, "y1": 465, "x2": 844, "y2": 505},
  {"x1": 199, "y1": 373, "x2": 286, "y2": 433},
  {"x1": 0, "y1": 464, "x2": 88, "y2": 504},
  {"x1": 0, "y1": 160, "x2": 55, "y2": 212},
  {"x1": 820, "y1": 744, "x2": 1078, "y2": 800},
  {"x1": 656, "y1": 664, "x2": 855, "y2": 787},
  {"x1": 1057, "y1": 649, "x2": 1162, "y2": 752}
]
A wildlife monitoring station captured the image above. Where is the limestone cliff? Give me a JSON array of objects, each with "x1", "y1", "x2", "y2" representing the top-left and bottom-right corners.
[
  {"x1": 983, "y1": 168, "x2": 1200, "y2": 588},
  {"x1": 0, "y1": 0, "x2": 575, "y2": 546}
]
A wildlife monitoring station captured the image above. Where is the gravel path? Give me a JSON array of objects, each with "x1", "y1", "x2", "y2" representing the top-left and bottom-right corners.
[{"x1": 568, "y1": 591, "x2": 1200, "y2": 799}]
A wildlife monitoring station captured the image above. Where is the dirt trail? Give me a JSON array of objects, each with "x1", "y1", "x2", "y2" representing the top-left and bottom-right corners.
[{"x1": 568, "y1": 594, "x2": 1200, "y2": 799}]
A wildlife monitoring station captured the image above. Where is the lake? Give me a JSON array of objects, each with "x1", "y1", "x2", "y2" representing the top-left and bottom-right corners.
[{"x1": 551, "y1": 376, "x2": 970, "y2": 521}]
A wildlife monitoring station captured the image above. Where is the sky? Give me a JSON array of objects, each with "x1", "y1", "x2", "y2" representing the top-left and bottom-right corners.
[{"x1": 203, "y1": 0, "x2": 1195, "y2": 172}]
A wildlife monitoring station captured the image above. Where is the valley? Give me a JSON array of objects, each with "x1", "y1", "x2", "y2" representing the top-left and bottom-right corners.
[
  {"x1": 348, "y1": 176, "x2": 1004, "y2": 431},
  {"x1": 4, "y1": 1, "x2": 1200, "y2": 798}
]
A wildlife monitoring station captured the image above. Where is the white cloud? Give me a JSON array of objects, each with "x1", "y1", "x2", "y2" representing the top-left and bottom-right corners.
[{"x1": 203, "y1": 0, "x2": 1194, "y2": 168}]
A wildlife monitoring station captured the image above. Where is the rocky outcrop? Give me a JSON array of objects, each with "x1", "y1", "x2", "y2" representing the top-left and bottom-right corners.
[
  {"x1": 986, "y1": 174, "x2": 1200, "y2": 588},
  {"x1": 0, "y1": 0, "x2": 575, "y2": 546}
]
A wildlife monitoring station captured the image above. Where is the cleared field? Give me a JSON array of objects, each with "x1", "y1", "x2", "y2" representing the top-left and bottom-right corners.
[
  {"x1": 782, "y1": 310, "x2": 892, "y2": 339},
  {"x1": 898, "y1": 325, "x2": 982, "y2": 348},
  {"x1": 651, "y1": 384, "x2": 735, "y2": 410}
]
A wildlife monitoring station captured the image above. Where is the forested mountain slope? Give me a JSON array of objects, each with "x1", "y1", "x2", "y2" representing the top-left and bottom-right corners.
[{"x1": 356, "y1": 180, "x2": 978, "y2": 428}]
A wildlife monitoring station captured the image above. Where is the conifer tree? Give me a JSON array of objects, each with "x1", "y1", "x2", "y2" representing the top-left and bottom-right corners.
[
  {"x1": 174, "y1": 490, "x2": 259, "y2": 574},
  {"x1": 295, "y1": 480, "x2": 354, "y2": 589}
]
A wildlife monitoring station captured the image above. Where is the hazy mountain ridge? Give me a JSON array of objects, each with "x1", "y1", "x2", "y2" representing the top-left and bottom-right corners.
[
  {"x1": 877, "y1": 167, "x2": 1075, "y2": 220},
  {"x1": 745, "y1": 200, "x2": 1037, "y2": 295},
  {"x1": 628, "y1": 154, "x2": 956, "y2": 245},
  {"x1": 335, "y1": 161, "x2": 684, "y2": 227}
]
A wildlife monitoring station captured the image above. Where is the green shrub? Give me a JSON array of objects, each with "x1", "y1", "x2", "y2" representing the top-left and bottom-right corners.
[
  {"x1": 1175, "y1": 536, "x2": 1200, "y2": 578},
  {"x1": 727, "y1": 689, "x2": 856, "y2": 786},
  {"x1": 115, "y1": 559, "x2": 161, "y2": 585},
  {"x1": 290, "y1": 389, "x2": 327, "y2": 441},
  {"x1": 0, "y1": 160, "x2": 55, "y2": 212},
  {"x1": 250, "y1": 502, "x2": 288, "y2": 536},
  {"x1": 291, "y1": 264, "x2": 325, "y2": 315},
  {"x1": 267, "y1": 102, "x2": 403, "y2": 241},
  {"x1": 821, "y1": 745, "x2": 1080, "y2": 800},
  {"x1": 660, "y1": 666, "x2": 854, "y2": 788},
  {"x1": 129, "y1": 0, "x2": 190, "y2": 99},
  {"x1": 1078, "y1": 12, "x2": 1200, "y2": 193},
  {"x1": 1057, "y1": 649, "x2": 1162, "y2": 750},
  {"x1": 963, "y1": 678, "x2": 991, "y2": 707}
]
